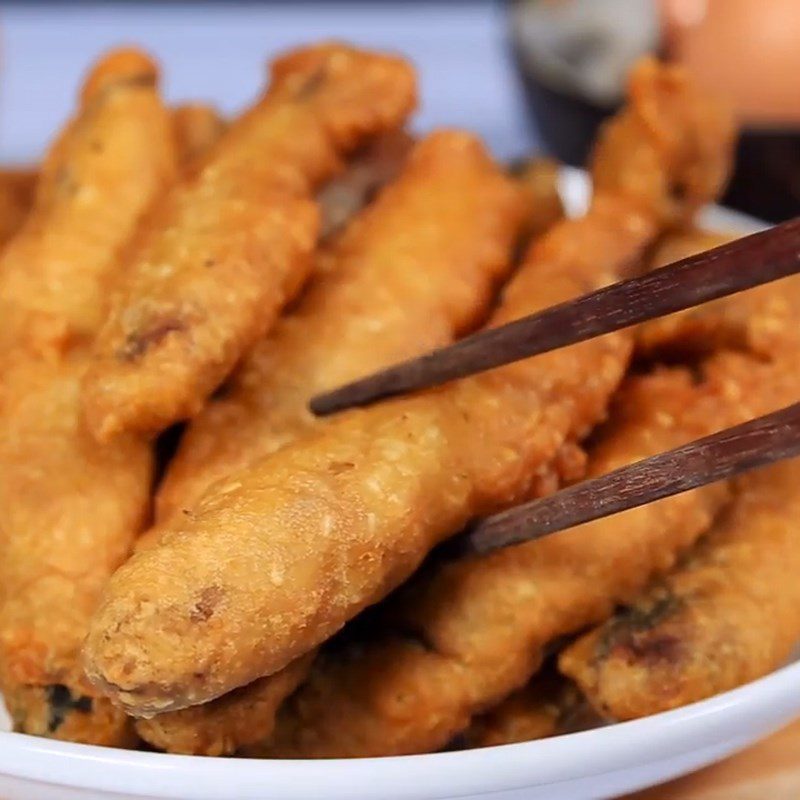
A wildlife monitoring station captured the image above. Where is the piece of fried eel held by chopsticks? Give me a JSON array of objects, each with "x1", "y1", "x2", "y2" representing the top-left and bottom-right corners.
[
  {"x1": 82, "y1": 58, "x2": 733, "y2": 719},
  {"x1": 257, "y1": 359, "x2": 751, "y2": 758},
  {"x1": 133, "y1": 129, "x2": 528, "y2": 754},
  {"x1": 0, "y1": 49, "x2": 177, "y2": 746},
  {"x1": 261, "y1": 274, "x2": 800, "y2": 758},
  {"x1": 638, "y1": 227, "x2": 800, "y2": 364},
  {"x1": 80, "y1": 43, "x2": 416, "y2": 441}
]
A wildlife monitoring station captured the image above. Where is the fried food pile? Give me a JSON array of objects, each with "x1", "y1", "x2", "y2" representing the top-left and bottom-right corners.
[{"x1": 1, "y1": 40, "x2": 797, "y2": 758}]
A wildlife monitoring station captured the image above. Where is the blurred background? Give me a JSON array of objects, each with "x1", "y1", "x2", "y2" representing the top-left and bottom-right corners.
[{"x1": 3, "y1": 0, "x2": 799, "y2": 221}]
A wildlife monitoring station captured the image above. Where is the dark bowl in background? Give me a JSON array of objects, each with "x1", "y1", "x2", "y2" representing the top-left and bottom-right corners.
[
  {"x1": 722, "y1": 131, "x2": 800, "y2": 223},
  {"x1": 508, "y1": 3, "x2": 800, "y2": 224},
  {"x1": 512, "y1": 48, "x2": 612, "y2": 170}
]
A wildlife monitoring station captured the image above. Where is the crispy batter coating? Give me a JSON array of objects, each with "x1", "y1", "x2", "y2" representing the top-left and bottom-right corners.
[
  {"x1": 590, "y1": 64, "x2": 733, "y2": 228},
  {"x1": 83, "y1": 197, "x2": 642, "y2": 717},
  {"x1": 259, "y1": 363, "x2": 748, "y2": 757},
  {"x1": 0, "y1": 168, "x2": 36, "y2": 249},
  {"x1": 81, "y1": 43, "x2": 417, "y2": 440},
  {"x1": 155, "y1": 130, "x2": 525, "y2": 522},
  {"x1": 135, "y1": 653, "x2": 314, "y2": 756},
  {"x1": 0, "y1": 49, "x2": 177, "y2": 355},
  {"x1": 561, "y1": 228, "x2": 800, "y2": 720},
  {"x1": 460, "y1": 668, "x2": 582, "y2": 748},
  {"x1": 650, "y1": 228, "x2": 735, "y2": 268},
  {"x1": 560, "y1": 457, "x2": 800, "y2": 720},
  {"x1": 133, "y1": 129, "x2": 526, "y2": 753},
  {"x1": 639, "y1": 227, "x2": 800, "y2": 362},
  {"x1": 4, "y1": 682, "x2": 139, "y2": 748},
  {"x1": 268, "y1": 293, "x2": 800, "y2": 756},
  {"x1": 0, "y1": 49, "x2": 177, "y2": 746},
  {"x1": 0, "y1": 361, "x2": 152, "y2": 748},
  {"x1": 0, "y1": 104, "x2": 218, "y2": 259},
  {"x1": 141, "y1": 134, "x2": 414, "y2": 544},
  {"x1": 82, "y1": 59, "x2": 733, "y2": 719},
  {"x1": 249, "y1": 61, "x2": 735, "y2": 758},
  {"x1": 171, "y1": 103, "x2": 226, "y2": 170}
]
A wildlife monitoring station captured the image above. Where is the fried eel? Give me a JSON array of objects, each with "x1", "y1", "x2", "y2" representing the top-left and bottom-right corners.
[
  {"x1": 258, "y1": 359, "x2": 753, "y2": 757},
  {"x1": 560, "y1": 456, "x2": 800, "y2": 720},
  {"x1": 81, "y1": 43, "x2": 416, "y2": 440},
  {"x1": 637, "y1": 226, "x2": 800, "y2": 363},
  {"x1": 512, "y1": 157, "x2": 564, "y2": 240},
  {"x1": 0, "y1": 50, "x2": 177, "y2": 354},
  {"x1": 460, "y1": 668, "x2": 583, "y2": 748},
  {"x1": 135, "y1": 653, "x2": 315, "y2": 757},
  {"x1": 155, "y1": 130, "x2": 525, "y2": 522},
  {"x1": 264, "y1": 223, "x2": 800, "y2": 757},
  {"x1": 0, "y1": 49, "x2": 177, "y2": 745},
  {"x1": 0, "y1": 104, "x2": 221, "y2": 259},
  {"x1": 82, "y1": 59, "x2": 731, "y2": 718},
  {"x1": 134, "y1": 129, "x2": 527, "y2": 753},
  {"x1": 560, "y1": 227, "x2": 800, "y2": 721}
]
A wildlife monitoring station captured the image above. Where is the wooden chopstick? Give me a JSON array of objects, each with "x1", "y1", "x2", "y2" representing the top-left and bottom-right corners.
[
  {"x1": 453, "y1": 401, "x2": 800, "y2": 557},
  {"x1": 311, "y1": 216, "x2": 799, "y2": 416}
]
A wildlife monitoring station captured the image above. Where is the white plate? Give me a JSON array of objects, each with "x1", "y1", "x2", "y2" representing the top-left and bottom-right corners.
[
  {"x1": 1, "y1": 660, "x2": 798, "y2": 800},
  {"x1": 0, "y1": 181, "x2": 787, "y2": 800}
]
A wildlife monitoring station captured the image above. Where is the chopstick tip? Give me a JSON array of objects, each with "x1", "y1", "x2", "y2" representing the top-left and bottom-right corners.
[{"x1": 308, "y1": 392, "x2": 340, "y2": 417}]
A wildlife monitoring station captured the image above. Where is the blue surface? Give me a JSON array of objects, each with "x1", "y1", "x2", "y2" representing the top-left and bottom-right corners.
[{"x1": 0, "y1": 1, "x2": 539, "y2": 163}]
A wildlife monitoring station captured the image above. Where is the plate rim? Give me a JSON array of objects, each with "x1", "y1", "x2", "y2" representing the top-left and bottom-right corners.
[{"x1": 0, "y1": 657, "x2": 797, "y2": 799}]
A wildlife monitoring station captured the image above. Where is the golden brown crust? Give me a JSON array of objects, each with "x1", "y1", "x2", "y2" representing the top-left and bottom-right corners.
[
  {"x1": 649, "y1": 228, "x2": 735, "y2": 268},
  {"x1": 83, "y1": 197, "x2": 647, "y2": 716},
  {"x1": 255, "y1": 63, "x2": 735, "y2": 758},
  {"x1": 155, "y1": 129, "x2": 526, "y2": 522},
  {"x1": 0, "y1": 48, "x2": 177, "y2": 746},
  {"x1": 132, "y1": 129, "x2": 525, "y2": 753},
  {"x1": 4, "y1": 683, "x2": 138, "y2": 748},
  {"x1": 258, "y1": 366, "x2": 739, "y2": 757},
  {"x1": 81, "y1": 43, "x2": 417, "y2": 440},
  {"x1": 0, "y1": 103, "x2": 219, "y2": 258},
  {"x1": 460, "y1": 670, "x2": 581, "y2": 749},
  {"x1": 639, "y1": 228, "x2": 800, "y2": 362},
  {"x1": 560, "y1": 457, "x2": 800, "y2": 720},
  {"x1": 83, "y1": 203, "x2": 643, "y2": 716},
  {"x1": 0, "y1": 48, "x2": 177, "y2": 356},
  {"x1": 562, "y1": 245, "x2": 800, "y2": 719},
  {"x1": 135, "y1": 654, "x2": 314, "y2": 755},
  {"x1": 590, "y1": 58, "x2": 734, "y2": 228},
  {"x1": 82, "y1": 58, "x2": 733, "y2": 720}
]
